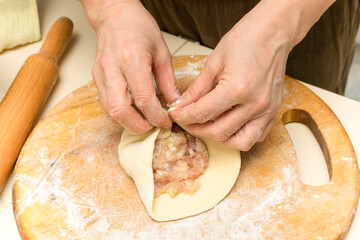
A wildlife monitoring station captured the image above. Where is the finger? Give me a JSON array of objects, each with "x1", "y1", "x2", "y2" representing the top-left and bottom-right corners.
[
  {"x1": 185, "y1": 104, "x2": 253, "y2": 142},
  {"x1": 220, "y1": 116, "x2": 270, "y2": 151},
  {"x1": 122, "y1": 58, "x2": 172, "y2": 129},
  {"x1": 102, "y1": 64, "x2": 153, "y2": 133},
  {"x1": 174, "y1": 57, "x2": 219, "y2": 108},
  {"x1": 169, "y1": 80, "x2": 235, "y2": 125},
  {"x1": 257, "y1": 117, "x2": 275, "y2": 142},
  {"x1": 92, "y1": 52, "x2": 110, "y2": 113},
  {"x1": 153, "y1": 48, "x2": 180, "y2": 104}
]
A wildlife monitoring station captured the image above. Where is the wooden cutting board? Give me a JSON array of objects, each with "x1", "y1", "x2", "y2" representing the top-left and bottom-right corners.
[{"x1": 13, "y1": 55, "x2": 359, "y2": 240}]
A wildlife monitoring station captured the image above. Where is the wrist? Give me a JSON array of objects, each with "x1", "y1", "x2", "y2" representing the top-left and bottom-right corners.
[
  {"x1": 80, "y1": 0, "x2": 140, "y2": 30},
  {"x1": 253, "y1": 0, "x2": 335, "y2": 49}
]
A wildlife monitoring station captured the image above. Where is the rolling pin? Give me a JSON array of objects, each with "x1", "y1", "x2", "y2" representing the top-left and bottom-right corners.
[{"x1": 0, "y1": 17, "x2": 73, "y2": 193}]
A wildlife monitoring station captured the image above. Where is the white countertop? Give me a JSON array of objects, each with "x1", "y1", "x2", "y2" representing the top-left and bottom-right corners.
[{"x1": 0, "y1": 0, "x2": 359, "y2": 239}]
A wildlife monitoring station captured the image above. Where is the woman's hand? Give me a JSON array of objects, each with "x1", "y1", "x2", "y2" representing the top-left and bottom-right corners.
[
  {"x1": 169, "y1": 1, "x2": 299, "y2": 150},
  {"x1": 170, "y1": 0, "x2": 335, "y2": 150},
  {"x1": 81, "y1": 0, "x2": 179, "y2": 134}
]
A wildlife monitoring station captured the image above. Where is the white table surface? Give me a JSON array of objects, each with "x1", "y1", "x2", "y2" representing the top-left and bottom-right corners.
[{"x1": 0, "y1": 0, "x2": 359, "y2": 239}]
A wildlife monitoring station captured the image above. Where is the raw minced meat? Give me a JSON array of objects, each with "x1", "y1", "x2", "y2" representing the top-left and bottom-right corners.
[{"x1": 153, "y1": 125, "x2": 208, "y2": 198}]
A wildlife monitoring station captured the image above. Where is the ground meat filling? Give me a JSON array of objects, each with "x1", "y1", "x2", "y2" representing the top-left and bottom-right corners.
[{"x1": 153, "y1": 125, "x2": 209, "y2": 198}]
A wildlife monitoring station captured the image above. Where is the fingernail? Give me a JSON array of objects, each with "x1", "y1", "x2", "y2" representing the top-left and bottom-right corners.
[{"x1": 167, "y1": 97, "x2": 182, "y2": 108}]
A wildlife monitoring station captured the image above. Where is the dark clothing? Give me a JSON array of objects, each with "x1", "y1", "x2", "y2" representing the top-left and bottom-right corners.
[{"x1": 140, "y1": 0, "x2": 360, "y2": 94}]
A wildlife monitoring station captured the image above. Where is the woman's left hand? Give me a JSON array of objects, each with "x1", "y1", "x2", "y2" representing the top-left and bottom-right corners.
[{"x1": 169, "y1": 1, "x2": 296, "y2": 150}]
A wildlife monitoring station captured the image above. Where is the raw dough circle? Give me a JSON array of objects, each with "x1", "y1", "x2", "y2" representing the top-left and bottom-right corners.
[{"x1": 118, "y1": 127, "x2": 241, "y2": 221}]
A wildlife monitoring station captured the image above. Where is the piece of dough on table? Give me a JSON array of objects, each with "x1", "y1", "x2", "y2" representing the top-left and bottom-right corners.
[{"x1": 118, "y1": 127, "x2": 241, "y2": 221}]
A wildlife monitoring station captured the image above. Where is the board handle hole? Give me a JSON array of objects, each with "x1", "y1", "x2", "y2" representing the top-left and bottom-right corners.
[{"x1": 282, "y1": 109, "x2": 331, "y2": 186}]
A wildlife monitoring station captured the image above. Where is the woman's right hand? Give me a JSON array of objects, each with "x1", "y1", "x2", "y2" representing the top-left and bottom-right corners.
[{"x1": 81, "y1": 0, "x2": 180, "y2": 133}]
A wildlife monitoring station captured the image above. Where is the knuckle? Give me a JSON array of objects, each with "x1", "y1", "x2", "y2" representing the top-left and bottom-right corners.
[
  {"x1": 185, "y1": 85, "x2": 198, "y2": 99},
  {"x1": 105, "y1": 113, "x2": 117, "y2": 125},
  {"x1": 232, "y1": 82, "x2": 248, "y2": 99},
  {"x1": 105, "y1": 108, "x2": 119, "y2": 125},
  {"x1": 210, "y1": 126, "x2": 231, "y2": 142},
  {"x1": 99, "y1": 55, "x2": 113, "y2": 72},
  {"x1": 120, "y1": 47, "x2": 136, "y2": 64},
  {"x1": 232, "y1": 132, "x2": 257, "y2": 151},
  {"x1": 234, "y1": 137, "x2": 254, "y2": 151},
  {"x1": 134, "y1": 95, "x2": 153, "y2": 110},
  {"x1": 255, "y1": 95, "x2": 271, "y2": 112},
  {"x1": 203, "y1": 56, "x2": 218, "y2": 73},
  {"x1": 157, "y1": 49, "x2": 172, "y2": 63},
  {"x1": 108, "y1": 104, "x2": 127, "y2": 121},
  {"x1": 120, "y1": 44, "x2": 150, "y2": 65},
  {"x1": 239, "y1": 142, "x2": 253, "y2": 151},
  {"x1": 258, "y1": 131, "x2": 269, "y2": 142},
  {"x1": 257, "y1": 136, "x2": 266, "y2": 143},
  {"x1": 192, "y1": 104, "x2": 211, "y2": 123},
  {"x1": 215, "y1": 131, "x2": 231, "y2": 142},
  {"x1": 231, "y1": 71, "x2": 259, "y2": 99}
]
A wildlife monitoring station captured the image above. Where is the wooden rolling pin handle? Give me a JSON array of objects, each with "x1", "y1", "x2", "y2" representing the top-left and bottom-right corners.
[
  {"x1": 0, "y1": 17, "x2": 73, "y2": 193},
  {"x1": 40, "y1": 17, "x2": 73, "y2": 62}
]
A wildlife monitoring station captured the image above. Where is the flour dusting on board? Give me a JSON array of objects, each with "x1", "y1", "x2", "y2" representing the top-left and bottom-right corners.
[
  {"x1": 16, "y1": 138, "x2": 301, "y2": 240},
  {"x1": 342, "y1": 157, "x2": 354, "y2": 162},
  {"x1": 174, "y1": 61, "x2": 202, "y2": 79}
]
